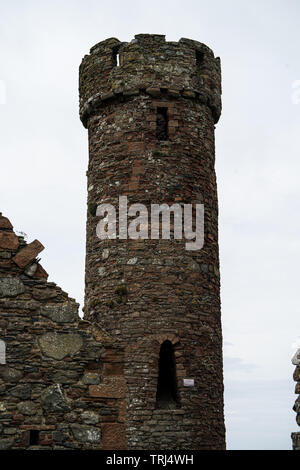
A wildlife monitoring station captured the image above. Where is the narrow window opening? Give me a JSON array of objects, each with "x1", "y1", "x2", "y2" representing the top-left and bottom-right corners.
[
  {"x1": 196, "y1": 50, "x2": 204, "y2": 68},
  {"x1": 29, "y1": 430, "x2": 40, "y2": 446},
  {"x1": 0, "y1": 340, "x2": 5, "y2": 364},
  {"x1": 156, "y1": 340, "x2": 180, "y2": 409},
  {"x1": 156, "y1": 107, "x2": 168, "y2": 141},
  {"x1": 112, "y1": 46, "x2": 120, "y2": 67}
]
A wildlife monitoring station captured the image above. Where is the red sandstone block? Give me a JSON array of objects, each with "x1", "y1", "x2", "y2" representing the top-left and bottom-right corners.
[
  {"x1": 118, "y1": 400, "x2": 126, "y2": 423},
  {"x1": 0, "y1": 231, "x2": 19, "y2": 250},
  {"x1": 132, "y1": 160, "x2": 144, "y2": 176},
  {"x1": 89, "y1": 377, "x2": 126, "y2": 398},
  {"x1": 13, "y1": 239, "x2": 44, "y2": 268},
  {"x1": 101, "y1": 423, "x2": 126, "y2": 450},
  {"x1": 103, "y1": 348, "x2": 124, "y2": 363},
  {"x1": 20, "y1": 425, "x2": 55, "y2": 430},
  {"x1": 128, "y1": 180, "x2": 139, "y2": 191},
  {"x1": 127, "y1": 142, "x2": 144, "y2": 152},
  {"x1": 0, "y1": 215, "x2": 13, "y2": 230},
  {"x1": 39, "y1": 440, "x2": 53, "y2": 446},
  {"x1": 152, "y1": 101, "x2": 174, "y2": 108},
  {"x1": 34, "y1": 263, "x2": 48, "y2": 280},
  {"x1": 103, "y1": 362, "x2": 124, "y2": 376}
]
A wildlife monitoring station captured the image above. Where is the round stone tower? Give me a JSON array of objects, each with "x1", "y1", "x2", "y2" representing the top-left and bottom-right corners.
[{"x1": 79, "y1": 34, "x2": 225, "y2": 450}]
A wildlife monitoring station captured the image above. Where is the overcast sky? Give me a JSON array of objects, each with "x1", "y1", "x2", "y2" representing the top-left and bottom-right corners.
[{"x1": 1, "y1": 0, "x2": 300, "y2": 450}]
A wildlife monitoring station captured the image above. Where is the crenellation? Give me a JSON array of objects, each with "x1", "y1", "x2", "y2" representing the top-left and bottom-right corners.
[{"x1": 79, "y1": 34, "x2": 222, "y2": 127}]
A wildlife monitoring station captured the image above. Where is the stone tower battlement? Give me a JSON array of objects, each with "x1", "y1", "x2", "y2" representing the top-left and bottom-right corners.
[
  {"x1": 79, "y1": 34, "x2": 221, "y2": 127},
  {"x1": 79, "y1": 33, "x2": 225, "y2": 450}
]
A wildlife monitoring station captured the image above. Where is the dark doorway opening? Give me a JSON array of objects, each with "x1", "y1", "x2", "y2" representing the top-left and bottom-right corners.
[
  {"x1": 29, "y1": 430, "x2": 40, "y2": 446},
  {"x1": 156, "y1": 340, "x2": 180, "y2": 409}
]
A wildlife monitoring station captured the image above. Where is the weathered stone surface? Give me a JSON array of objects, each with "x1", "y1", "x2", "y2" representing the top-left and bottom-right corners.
[
  {"x1": 0, "y1": 401, "x2": 6, "y2": 412},
  {"x1": 38, "y1": 332, "x2": 83, "y2": 360},
  {"x1": 292, "y1": 348, "x2": 300, "y2": 366},
  {"x1": 82, "y1": 372, "x2": 100, "y2": 385},
  {"x1": 41, "y1": 302, "x2": 78, "y2": 323},
  {"x1": 0, "y1": 438, "x2": 14, "y2": 450},
  {"x1": 294, "y1": 366, "x2": 300, "y2": 383},
  {"x1": 0, "y1": 367, "x2": 23, "y2": 382},
  {"x1": 17, "y1": 401, "x2": 37, "y2": 415},
  {"x1": 10, "y1": 384, "x2": 31, "y2": 400},
  {"x1": 0, "y1": 277, "x2": 25, "y2": 297},
  {"x1": 24, "y1": 263, "x2": 38, "y2": 277},
  {"x1": 292, "y1": 432, "x2": 300, "y2": 450},
  {"x1": 0, "y1": 378, "x2": 5, "y2": 394},
  {"x1": 13, "y1": 239, "x2": 44, "y2": 268},
  {"x1": 32, "y1": 287, "x2": 58, "y2": 300},
  {"x1": 81, "y1": 411, "x2": 99, "y2": 425},
  {"x1": 70, "y1": 424, "x2": 101, "y2": 443},
  {"x1": 40, "y1": 384, "x2": 71, "y2": 414},
  {"x1": 53, "y1": 369, "x2": 82, "y2": 384},
  {"x1": 0, "y1": 231, "x2": 19, "y2": 250},
  {"x1": 293, "y1": 395, "x2": 300, "y2": 414}
]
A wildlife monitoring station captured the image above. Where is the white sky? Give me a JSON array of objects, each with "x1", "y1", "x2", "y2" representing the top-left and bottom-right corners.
[{"x1": 1, "y1": 0, "x2": 300, "y2": 450}]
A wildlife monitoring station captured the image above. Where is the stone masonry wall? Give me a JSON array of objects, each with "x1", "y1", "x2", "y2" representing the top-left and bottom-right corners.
[
  {"x1": 0, "y1": 213, "x2": 125, "y2": 450},
  {"x1": 292, "y1": 348, "x2": 300, "y2": 450},
  {"x1": 80, "y1": 34, "x2": 225, "y2": 450}
]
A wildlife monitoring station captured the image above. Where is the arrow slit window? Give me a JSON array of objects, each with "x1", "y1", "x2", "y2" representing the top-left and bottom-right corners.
[{"x1": 156, "y1": 340, "x2": 180, "y2": 409}]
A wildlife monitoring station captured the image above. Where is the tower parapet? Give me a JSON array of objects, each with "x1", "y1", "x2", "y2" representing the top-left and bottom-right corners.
[{"x1": 79, "y1": 34, "x2": 221, "y2": 127}]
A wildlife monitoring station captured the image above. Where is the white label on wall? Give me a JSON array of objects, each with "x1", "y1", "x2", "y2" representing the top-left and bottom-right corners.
[{"x1": 183, "y1": 378, "x2": 194, "y2": 387}]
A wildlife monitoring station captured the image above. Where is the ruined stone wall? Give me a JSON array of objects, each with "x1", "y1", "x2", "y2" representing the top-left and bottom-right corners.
[
  {"x1": 80, "y1": 34, "x2": 225, "y2": 450},
  {"x1": 0, "y1": 213, "x2": 125, "y2": 450},
  {"x1": 292, "y1": 349, "x2": 300, "y2": 450}
]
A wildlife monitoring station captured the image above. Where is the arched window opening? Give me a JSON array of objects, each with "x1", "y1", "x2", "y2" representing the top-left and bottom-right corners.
[
  {"x1": 156, "y1": 107, "x2": 168, "y2": 141},
  {"x1": 112, "y1": 46, "x2": 120, "y2": 67},
  {"x1": 156, "y1": 340, "x2": 180, "y2": 409},
  {"x1": 196, "y1": 50, "x2": 204, "y2": 68},
  {"x1": 0, "y1": 340, "x2": 5, "y2": 364}
]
